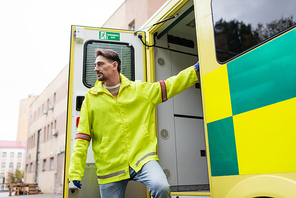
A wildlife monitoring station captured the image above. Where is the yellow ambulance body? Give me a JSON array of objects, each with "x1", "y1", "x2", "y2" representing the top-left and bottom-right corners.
[{"x1": 64, "y1": 0, "x2": 296, "y2": 197}]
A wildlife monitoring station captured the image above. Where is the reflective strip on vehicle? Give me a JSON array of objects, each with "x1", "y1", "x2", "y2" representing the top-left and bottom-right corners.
[
  {"x1": 97, "y1": 170, "x2": 126, "y2": 179},
  {"x1": 75, "y1": 133, "x2": 91, "y2": 142},
  {"x1": 136, "y1": 152, "x2": 157, "y2": 166},
  {"x1": 159, "y1": 80, "x2": 167, "y2": 102}
]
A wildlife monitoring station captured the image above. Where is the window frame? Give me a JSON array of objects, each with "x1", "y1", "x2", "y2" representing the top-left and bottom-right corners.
[
  {"x1": 50, "y1": 158, "x2": 54, "y2": 170},
  {"x1": 211, "y1": 0, "x2": 296, "y2": 64},
  {"x1": 10, "y1": 152, "x2": 14, "y2": 158},
  {"x1": 43, "y1": 159, "x2": 46, "y2": 171},
  {"x1": 82, "y1": 40, "x2": 135, "y2": 88},
  {"x1": 9, "y1": 162, "x2": 13, "y2": 169}
]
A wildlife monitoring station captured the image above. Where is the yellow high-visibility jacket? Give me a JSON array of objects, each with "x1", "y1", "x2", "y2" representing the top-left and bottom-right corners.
[{"x1": 68, "y1": 66, "x2": 198, "y2": 184}]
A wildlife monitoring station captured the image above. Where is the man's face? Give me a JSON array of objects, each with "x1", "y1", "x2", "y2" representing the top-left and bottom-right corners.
[{"x1": 94, "y1": 56, "x2": 116, "y2": 82}]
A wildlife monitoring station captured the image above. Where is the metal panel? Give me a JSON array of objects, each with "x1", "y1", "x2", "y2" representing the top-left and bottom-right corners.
[
  {"x1": 69, "y1": 165, "x2": 101, "y2": 198},
  {"x1": 71, "y1": 93, "x2": 94, "y2": 164},
  {"x1": 171, "y1": 51, "x2": 202, "y2": 117},
  {"x1": 175, "y1": 117, "x2": 209, "y2": 185}
]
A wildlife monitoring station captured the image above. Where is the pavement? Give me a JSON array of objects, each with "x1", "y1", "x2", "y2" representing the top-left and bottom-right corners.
[{"x1": 0, "y1": 192, "x2": 62, "y2": 198}]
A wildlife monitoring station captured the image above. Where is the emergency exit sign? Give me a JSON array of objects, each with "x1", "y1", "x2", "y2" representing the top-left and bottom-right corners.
[{"x1": 99, "y1": 31, "x2": 120, "y2": 41}]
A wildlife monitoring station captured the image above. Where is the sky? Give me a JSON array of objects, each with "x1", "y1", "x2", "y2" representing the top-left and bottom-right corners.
[{"x1": 0, "y1": 0, "x2": 125, "y2": 141}]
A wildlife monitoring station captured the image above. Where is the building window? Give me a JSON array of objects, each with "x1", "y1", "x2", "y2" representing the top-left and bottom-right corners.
[
  {"x1": 51, "y1": 122, "x2": 53, "y2": 137},
  {"x1": 10, "y1": 153, "x2": 14, "y2": 158},
  {"x1": 0, "y1": 173, "x2": 4, "y2": 184},
  {"x1": 26, "y1": 164, "x2": 28, "y2": 173},
  {"x1": 23, "y1": 102, "x2": 27, "y2": 115},
  {"x1": 30, "y1": 163, "x2": 33, "y2": 172},
  {"x1": 43, "y1": 127, "x2": 46, "y2": 142},
  {"x1": 0, "y1": 173, "x2": 4, "y2": 180},
  {"x1": 37, "y1": 129, "x2": 41, "y2": 152},
  {"x1": 47, "y1": 99, "x2": 50, "y2": 109},
  {"x1": 17, "y1": 163, "x2": 21, "y2": 169},
  {"x1": 1, "y1": 162, "x2": 5, "y2": 169},
  {"x1": 43, "y1": 159, "x2": 46, "y2": 171},
  {"x1": 28, "y1": 137, "x2": 31, "y2": 149},
  {"x1": 2, "y1": 152, "x2": 6, "y2": 158},
  {"x1": 54, "y1": 92, "x2": 56, "y2": 104},
  {"x1": 47, "y1": 125, "x2": 50, "y2": 140},
  {"x1": 50, "y1": 158, "x2": 54, "y2": 170},
  {"x1": 18, "y1": 152, "x2": 22, "y2": 158},
  {"x1": 129, "y1": 20, "x2": 135, "y2": 31},
  {"x1": 9, "y1": 163, "x2": 13, "y2": 169}
]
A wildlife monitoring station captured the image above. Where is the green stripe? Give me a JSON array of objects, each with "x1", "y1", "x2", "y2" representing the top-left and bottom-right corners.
[
  {"x1": 228, "y1": 28, "x2": 296, "y2": 115},
  {"x1": 207, "y1": 117, "x2": 239, "y2": 177}
]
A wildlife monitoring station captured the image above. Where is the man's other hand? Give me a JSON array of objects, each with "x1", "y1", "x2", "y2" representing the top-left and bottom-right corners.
[
  {"x1": 73, "y1": 180, "x2": 82, "y2": 189},
  {"x1": 194, "y1": 61, "x2": 199, "y2": 72}
]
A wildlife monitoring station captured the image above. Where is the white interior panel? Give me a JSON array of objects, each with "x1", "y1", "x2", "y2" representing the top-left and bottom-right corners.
[
  {"x1": 175, "y1": 117, "x2": 209, "y2": 185},
  {"x1": 171, "y1": 51, "x2": 202, "y2": 117},
  {"x1": 155, "y1": 47, "x2": 178, "y2": 185}
]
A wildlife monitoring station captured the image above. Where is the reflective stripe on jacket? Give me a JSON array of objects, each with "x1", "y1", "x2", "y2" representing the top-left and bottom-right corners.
[{"x1": 68, "y1": 66, "x2": 198, "y2": 184}]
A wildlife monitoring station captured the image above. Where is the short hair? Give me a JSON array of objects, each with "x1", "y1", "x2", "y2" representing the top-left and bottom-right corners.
[{"x1": 95, "y1": 49, "x2": 121, "y2": 73}]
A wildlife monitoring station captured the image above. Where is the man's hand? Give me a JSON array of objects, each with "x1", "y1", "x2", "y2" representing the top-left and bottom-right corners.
[
  {"x1": 73, "y1": 180, "x2": 82, "y2": 189},
  {"x1": 194, "y1": 61, "x2": 199, "y2": 72}
]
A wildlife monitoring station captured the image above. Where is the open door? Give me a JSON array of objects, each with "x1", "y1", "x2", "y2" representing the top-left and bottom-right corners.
[
  {"x1": 195, "y1": 0, "x2": 296, "y2": 197},
  {"x1": 63, "y1": 26, "x2": 147, "y2": 198}
]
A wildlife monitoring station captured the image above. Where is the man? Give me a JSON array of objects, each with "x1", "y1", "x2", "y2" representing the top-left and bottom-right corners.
[{"x1": 68, "y1": 49, "x2": 199, "y2": 198}]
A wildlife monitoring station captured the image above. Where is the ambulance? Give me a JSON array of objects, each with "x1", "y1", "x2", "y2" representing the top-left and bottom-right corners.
[{"x1": 64, "y1": 0, "x2": 296, "y2": 197}]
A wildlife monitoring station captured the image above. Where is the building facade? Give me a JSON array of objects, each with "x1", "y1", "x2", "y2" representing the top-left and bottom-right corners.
[
  {"x1": 103, "y1": 0, "x2": 167, "y2": 31},
  {"x1": 17, "y1": 95, "x2": 37, "y2": 142},
  {"x1": 0, "y1": 141, "x2": 26, "y2": 186},
  {"x1": 24, "y1": 65, "x2": 68, "y2": 194}
]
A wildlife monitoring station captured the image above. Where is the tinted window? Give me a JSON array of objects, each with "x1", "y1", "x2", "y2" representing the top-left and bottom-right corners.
[
  {"x1": 83, "y1": 41, "x2": 134, "y2": 88},
  {"x1": 212, "y1": 0, "x2": 296, "y2": 63}
]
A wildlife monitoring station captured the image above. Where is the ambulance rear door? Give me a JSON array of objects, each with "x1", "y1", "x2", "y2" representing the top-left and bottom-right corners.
[{"x1": 64, "y1": 25, "x2": 147, "y2": 198}]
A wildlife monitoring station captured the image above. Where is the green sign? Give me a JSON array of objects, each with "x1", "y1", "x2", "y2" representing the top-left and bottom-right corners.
[{"x1": 99, "y1": 31, "x2": 120, "y2": 41}]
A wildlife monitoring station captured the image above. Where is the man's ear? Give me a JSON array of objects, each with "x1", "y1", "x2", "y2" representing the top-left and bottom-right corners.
[{"x1": 113, "y1": 61, "x2": 118, "y2": 71}]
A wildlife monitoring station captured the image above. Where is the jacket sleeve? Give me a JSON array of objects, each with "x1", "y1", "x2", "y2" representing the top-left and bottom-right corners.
[
  {"x1": 143, "y1": 66, "x2": 198, "y2": 106},
  {"x1": 68, "y1": 96, "x2": 92, "y2": 181}
]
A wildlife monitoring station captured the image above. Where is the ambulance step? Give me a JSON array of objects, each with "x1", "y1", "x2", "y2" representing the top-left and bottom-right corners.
[{"x1": 171, "y1": 191, "x2": 211, "y2": 198}]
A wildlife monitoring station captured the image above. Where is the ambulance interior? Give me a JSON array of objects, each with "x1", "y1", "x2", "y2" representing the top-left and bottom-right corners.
[{"x1": 153, "y1": 1, "x2": 209, "y2": 192}]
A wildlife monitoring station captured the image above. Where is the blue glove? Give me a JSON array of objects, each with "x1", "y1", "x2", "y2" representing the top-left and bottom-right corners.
[
  {"x1": 194, "y1": 61, "x2": 199, "y2": 71},
  {"x1": 73, "y1": 180, "x2": 82, "y2": 189}
]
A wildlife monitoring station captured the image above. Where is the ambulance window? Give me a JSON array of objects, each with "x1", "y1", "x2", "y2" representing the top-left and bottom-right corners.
[
  {"x1": 76, "y1": 96, "x2": 84, "y2": 111},
  {"x1": 83, "y1": 41, "x2": 135, "y2": 88},
  {"x1": 212, "y1": 0, "x2": 296, "y2": 63}
]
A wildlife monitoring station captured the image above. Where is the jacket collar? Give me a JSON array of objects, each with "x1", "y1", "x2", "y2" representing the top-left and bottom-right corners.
[{"x1": 88, "y1": 74, "x2": 132, "y2": 95}]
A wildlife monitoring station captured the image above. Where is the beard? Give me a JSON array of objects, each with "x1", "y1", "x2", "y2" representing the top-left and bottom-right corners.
[{"x1": 97, "y1": 73, "x2": 108, "y2": 81}]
